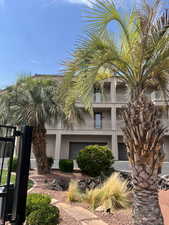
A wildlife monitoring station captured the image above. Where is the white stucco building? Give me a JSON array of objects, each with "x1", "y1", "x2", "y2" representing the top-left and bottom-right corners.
[{"x1": 31, "y1": 74, "x2": 169, "y2": 173}]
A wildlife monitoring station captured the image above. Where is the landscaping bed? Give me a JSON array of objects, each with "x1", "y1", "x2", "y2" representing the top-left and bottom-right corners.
[{"x1": 29, "y1": 169, "x2": 133, "y2": 225}]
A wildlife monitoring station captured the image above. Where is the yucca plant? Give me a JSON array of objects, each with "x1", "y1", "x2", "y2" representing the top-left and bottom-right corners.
[{"x1": 62, "y1": 1, "x2": 169, "y2": 224}]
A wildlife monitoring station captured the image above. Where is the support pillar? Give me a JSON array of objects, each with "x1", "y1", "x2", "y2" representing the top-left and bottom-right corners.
[
  {"x1": 110, "y1": 77, "x2": 116, "y2": 103},
  {"x1": 111, "y1": 107, "x2": 116, "y2": 130},
  {"x1": 54, "y1": 133, "x2": 61, "y2": 168},
  {"x1": 112, "y1": 132, "x2": 118, "y2": 160}
]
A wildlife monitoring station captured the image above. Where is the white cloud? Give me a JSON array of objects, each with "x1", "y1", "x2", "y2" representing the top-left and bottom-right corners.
[
  {"x1": 31, "y1": 59, "x2": 40, "y2": 65},
  {"x1": 65, "y1": 0, "x2": 127, "y2": 8},
  {"x1": 66, "y1": 0, "x2": 92, "y2": 6},
  {"x1": 43, "y1": 0, "x2": 141, "y2": 9}
]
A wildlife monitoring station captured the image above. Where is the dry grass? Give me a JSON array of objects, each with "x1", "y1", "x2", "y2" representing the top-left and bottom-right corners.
[
  {"x1": 67, "y1": 173, "x2": 131, "y2": 213},
  {"x1": 84, "y1": 173, "x2": 131, "y2": 212},
  {"x1": 67, "y1": 180, "x2": 82, "y2": 202}
]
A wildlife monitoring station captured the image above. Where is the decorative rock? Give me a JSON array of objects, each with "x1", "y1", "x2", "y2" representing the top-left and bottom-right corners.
[
  {"x1": 95, "y1": 206, "x2": 105, "y2": 212},
  {"x1": 78, "y1": 175, "x2": 105, "y2": 192},
  {"x1": 117, "y1": 170, "x2": 169, "y2": 191},
  {"x1": 48, "y1": 176, "x2": 70, "y2": 191}
]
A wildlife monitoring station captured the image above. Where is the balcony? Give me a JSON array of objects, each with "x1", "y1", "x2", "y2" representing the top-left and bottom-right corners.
[{"x1": 66, "y1": 119, "x2": 112, "y2": 131}]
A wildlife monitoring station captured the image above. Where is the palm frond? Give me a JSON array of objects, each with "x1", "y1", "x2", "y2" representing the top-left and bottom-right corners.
[{"x1": 85, "y1": 0, "x2": 131, "y2": 45}]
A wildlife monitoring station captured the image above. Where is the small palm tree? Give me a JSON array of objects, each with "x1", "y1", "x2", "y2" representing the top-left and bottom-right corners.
[
  {"x1": 1, "y1": 77, "x2": 61, "y2": 174},
  {"x1": 0, "y1": 76, "x2": 85, "y2": 174},
  {"x1": 0, "y1": 77, "x2": 58, "y2": 174},
  {"x1": 62, "y1": 1, "x2": 169, "y2": 224}
]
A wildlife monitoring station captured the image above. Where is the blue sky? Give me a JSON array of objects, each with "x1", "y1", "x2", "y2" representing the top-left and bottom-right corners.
[
  {"x1": 0, "y1": 0, "x2": 168, "y2": 89},
  {"x1": 0, "y1": 0, "x2": 87, "y2": 88}
]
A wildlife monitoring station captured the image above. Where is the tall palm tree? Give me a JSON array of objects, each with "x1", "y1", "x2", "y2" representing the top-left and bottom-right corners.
[{"x1": 62, "y1": 1, "x2": 169, "y2": 224}]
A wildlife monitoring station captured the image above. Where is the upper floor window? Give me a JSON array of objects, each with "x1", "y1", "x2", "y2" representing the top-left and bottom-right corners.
[
  {"x1": 94, "y1": 112, "x2": 102, "y2": 128},
  {"x1": 94, "y1": 87, "x2": 101, "y2": 103}
]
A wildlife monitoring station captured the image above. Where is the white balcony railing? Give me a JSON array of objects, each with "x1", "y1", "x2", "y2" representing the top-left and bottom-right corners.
[{"x1": 66, "y1": 119, "x2": 112, "y2": 131}]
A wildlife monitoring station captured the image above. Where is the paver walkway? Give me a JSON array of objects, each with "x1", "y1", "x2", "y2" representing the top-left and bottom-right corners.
[
  {"x1": 159, "y1": 190, "x2": 169, "y2": 225},
  {"x1": 56, "y1": 203, "x2": 107, "y2": 225}
]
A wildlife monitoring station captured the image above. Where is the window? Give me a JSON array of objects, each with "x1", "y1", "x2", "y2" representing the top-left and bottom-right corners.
[
  {"x1": 94, "y1": 87, "x2": 101, "y2": 103},
  {"x1": 118, "y1": 143, "x2": 128, "y2": 161},
  {"x1": 94, "y1": 112, "x2": 102, "y2": 128}
]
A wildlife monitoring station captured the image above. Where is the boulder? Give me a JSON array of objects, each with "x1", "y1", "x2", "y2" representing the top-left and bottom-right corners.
[{"x1": 48, "y1": 176, "x2": 70, "y2": 191}]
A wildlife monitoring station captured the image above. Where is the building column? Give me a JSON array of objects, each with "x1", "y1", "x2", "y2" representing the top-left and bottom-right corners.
[
  {"x1": 111, "y1": 107, "x2": 116, "y2": 130},
  {"x1": 54, "y1": 133, "x2": 61, "y2": 168},
  {"x1": 110, "y1": 77, "x2": 116, "y2": 103},
  {"x1": 112, "y1": 132, "x2": 118, "y2": 160}
]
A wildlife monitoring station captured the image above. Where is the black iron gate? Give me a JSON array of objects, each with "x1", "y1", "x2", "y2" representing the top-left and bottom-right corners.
[{"x1": 0, "y1": 125, "x2": 32, "y2": 225}]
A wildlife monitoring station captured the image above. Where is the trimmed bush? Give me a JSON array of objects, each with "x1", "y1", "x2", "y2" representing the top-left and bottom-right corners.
[
  {"x1": 76, "y1": 145, "x2": 114, "y2": 177},
  {"x1": 59, "y1": 159, "x2": 74, "y2": 172},
  {"x1": 26, "y1": 193, "x2": 51, "y2": 216},
  {"x1": 27, "y1": 204, "x2": 59, "y2": 225},
  {"x1": 84, "y1": 173, "x2": 130, "y2": 212},
  {"x1": 8, "y1": 157, "x2": 18, "y2": 172},
  {"x1": 47, "y1": 157, "x2": 54, "y2": 169}
]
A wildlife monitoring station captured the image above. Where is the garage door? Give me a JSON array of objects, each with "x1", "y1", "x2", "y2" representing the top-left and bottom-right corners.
[{"x1": 69, "y1": 142, "x2": 107, "y2": 160}]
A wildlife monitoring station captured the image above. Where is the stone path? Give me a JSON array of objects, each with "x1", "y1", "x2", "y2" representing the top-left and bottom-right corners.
[
  {"x1": 159, "y1": 190, "x2": 169, "y2": 225},
  {"x1": 56, "y1": 203, "x2": 107, "y2": 225}
]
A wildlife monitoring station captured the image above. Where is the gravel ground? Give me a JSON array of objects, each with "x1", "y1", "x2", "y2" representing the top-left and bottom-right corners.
[{"x1": 95, "y1": 210, "x2": 133, "y2": 225}]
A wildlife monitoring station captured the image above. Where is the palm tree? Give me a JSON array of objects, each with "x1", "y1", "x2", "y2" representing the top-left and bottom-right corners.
[
  {"x1": 62, "y1": 1, "x2": 169, "y2": 224},
  {"x1": 0, "y1": 77, "x2": 58, "y2": 174},
  {"x1": 0, "y1": 76, "x2": 85, "y2": 174}
]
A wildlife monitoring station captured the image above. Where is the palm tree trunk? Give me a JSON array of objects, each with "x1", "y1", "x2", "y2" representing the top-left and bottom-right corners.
[
  {"x1": 132, "y1": 165, "x2": 163, "y2": 225},
  {"x1": 122, "y1": 95, "x2": 165, "y2": 225},
  {"x1": 32, "y1": 128, "x2": 50, "y2": 174}
]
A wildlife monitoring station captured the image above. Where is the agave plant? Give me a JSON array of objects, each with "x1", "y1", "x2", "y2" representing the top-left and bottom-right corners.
[{"x1": 62, "y1": 1, "x2": 169, "y2": 224}]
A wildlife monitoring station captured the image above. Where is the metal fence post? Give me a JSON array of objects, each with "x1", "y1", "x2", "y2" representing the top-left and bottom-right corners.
[{"x1": 12, "y1": 126, "x2": 32, "y2": 225}]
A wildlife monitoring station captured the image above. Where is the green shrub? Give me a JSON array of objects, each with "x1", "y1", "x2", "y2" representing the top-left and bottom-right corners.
[
  {"x1": 8, "y1": 157, "x2": 18, "y2": 172},
  {"x1": 26, "y1": 193, "x2": 51, "y2": 216},
  {"x1": 76, "y1": 145, "x2": 114, "y2": 177},
  {"x1": 27, "y1": 180, "x2": 34, "y2": 190},
  {"x1": 27, "y1": 204, "x2": 59, "y2": 225},
  {"x1": 84, "y1": 173, "x2": 130, "y2": 212},
  {"x1": 47, "y1": 157, "x2": 54, "y2": 168},
  {"x1": 59, "y1": 159, "x2": 74, "y2": 172}
]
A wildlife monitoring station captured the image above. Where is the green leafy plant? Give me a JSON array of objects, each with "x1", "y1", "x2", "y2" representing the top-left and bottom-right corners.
[
  {"x1": 76, "y1": 145, "x2": 114, "y2": 177},
  {"x1": 59, "y1": 159, "x2": 74, "y2": 172},
  {"x1": 8, "y1": 157, "x2": 18, "y2": 172},
  {"x1": 26, "y1": 193, "x2": 51, "y2": 216},
  {"x1": 26, "y1": 204, "x2": 59, "y2": 225}
]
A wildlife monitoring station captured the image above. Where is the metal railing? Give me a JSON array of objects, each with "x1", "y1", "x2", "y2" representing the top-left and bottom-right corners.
[{"x1": 0, "y1": 125, "x2": 32, "y2": 225}]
